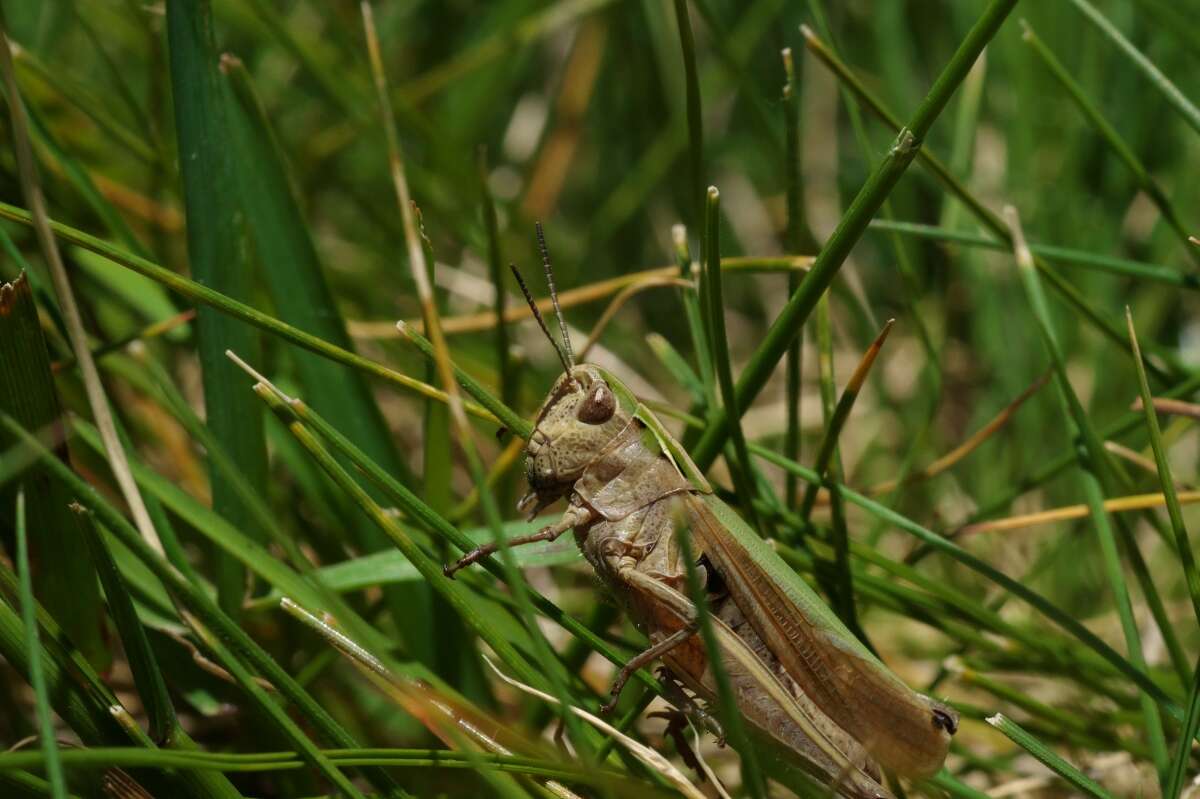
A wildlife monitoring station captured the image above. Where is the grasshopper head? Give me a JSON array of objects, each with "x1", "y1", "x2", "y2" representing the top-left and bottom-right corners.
[{"x1": 519, "y1": 364, "x2": 631, "y2": 516}]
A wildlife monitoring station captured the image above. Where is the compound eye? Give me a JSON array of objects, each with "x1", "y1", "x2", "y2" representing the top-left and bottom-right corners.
[
  {"x1": 932, "y1": 708, "x2": 958, "y2": 735},
  {"x1": 577, "y1": 383, "x2": 615, "y2": 424}
]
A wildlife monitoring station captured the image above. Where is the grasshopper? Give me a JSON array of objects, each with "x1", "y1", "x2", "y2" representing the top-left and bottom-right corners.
[{"x1": 446, "y1": 233, "x2": 957, "y2": 798}]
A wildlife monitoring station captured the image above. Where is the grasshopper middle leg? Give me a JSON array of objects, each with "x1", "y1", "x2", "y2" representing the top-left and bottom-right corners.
[{"x1": 601, "y1": 624, "x2": 696, "y2": 714}]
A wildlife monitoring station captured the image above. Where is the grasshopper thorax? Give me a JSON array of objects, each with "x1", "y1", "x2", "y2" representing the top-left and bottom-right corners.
[{"x1": 519, "y1": 364, "x2": 630, "y2": 516}]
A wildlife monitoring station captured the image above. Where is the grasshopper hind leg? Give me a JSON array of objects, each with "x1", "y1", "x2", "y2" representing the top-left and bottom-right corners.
[{"x1": 656, "y1": 666, "x2": 726, "y2": 745}]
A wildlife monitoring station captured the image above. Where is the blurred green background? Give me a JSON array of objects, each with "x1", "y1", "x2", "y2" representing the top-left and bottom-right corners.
[{"x1": 1, "y1": 1, "x2": 1199, "y2": 797}]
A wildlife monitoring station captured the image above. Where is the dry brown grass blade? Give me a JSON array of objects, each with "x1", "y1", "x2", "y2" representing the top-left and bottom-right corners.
[
  {"x1": 1104, "y1": 440, "x2": 1193, "y2": 489},
  {"x1": 520, "y1": 18, "x2": 607, "y2": 220},
  {"x1": 958, "y1": 489, "x2": 1200, "y2": 536},
  {"x1": 0, "y1": 18, "x2": 162, "y2": 554},
  {"x1": 279, "y1": 599, "x2": 586, "y2": 799},
  {"x1": 347, "y1": 255, "x2": 812, "y2": 338},
  {"x1": 867, "y1": 370, "x2": 1052, "y2": 496},
  {"x1": 449, "y1": 433, "x2": 526, "y2": 521},
  {"x1": 576, "y1": 275, "x2": 691, "y2": 360},
  {"x1": 1130, "y1": 396, "x2": 1200, "y2": 421},
  {"x1": 362, "y1": 0, "x2": 493, "y2": 445},
  {"x1": 482, "y1": 656, "x2": 714, "y2": 799}
]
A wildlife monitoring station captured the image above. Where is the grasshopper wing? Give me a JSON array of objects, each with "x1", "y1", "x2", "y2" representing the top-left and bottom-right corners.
[
  {"x1": 618, "y1": 566, "x2": 893, "y2": 799},
  {"x1": 685, "y1": 494, "x2": 956, "y2": 779}
]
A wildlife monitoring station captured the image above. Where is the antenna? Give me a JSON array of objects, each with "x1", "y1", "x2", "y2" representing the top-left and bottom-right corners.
[
  {"x1": 510, "y1": 264, "x2": 573, "y2": 376},
  {"x1": 535, "y1": 222, "x2": 575, "y2": 369}
]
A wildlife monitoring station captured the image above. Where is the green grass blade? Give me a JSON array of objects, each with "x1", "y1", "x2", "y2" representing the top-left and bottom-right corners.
[
  {"x1": 1008, "y1": 207, "x2": 1168, "y2": 775},
  {"x1": 79, "y1": 507, "x2": 177, "y2": 744},
  {"x1": 10, "y1": 43, "x2": 160, "y2": 166},
  {"x1": 0, "y1": 746, "x2": 636, "y2": 788},
  {"x1": 1126, "y1": 309, "x2": 1200, "y2": 625},
  {"x1": 0, "y1": 553, "x2": 244, "y2": 799},
  {"x1": 868, "y1": 220, "x2": 1197, "y2": 289},
  {"x1": 24, "y1": 102, "x2": 149, "y2": 259},
  {"x1": 165, "y1": 0, "x2": 268, "y2": 616},
  {"x1": 478, "y1": 148, "x2": 517, "y2": 510},
  {"x1": 1066, "y1": 0, "x2": 1200, "y2": 136},
  {"x1": 254, "y1": 386, "x2": 577, "y2": 712},
  {"x1": 802, "y1": 307, "x2": 895, "y2": 638},
  {"x1": 987, "y1": 713, "x2": 1117, "y2": 799},
  {"x1": 1127, "y1": 307, "x2": 1200, "y2": 796},
  {"x1": 0, "y1": 273, "x2": 104, "y2": 666},
  {"x1": 646, "y1": 332, "x2": 705, "y2": 405},
  {"x1": 248, "y1": 379, "x2": 664, "y2": 700},
  {"x1": 416, "y1": 211, "x2": 467, "y2": 680},
  {"x1": 397, "y1": 322, "x2": 530, "y2": 436},
  {"x1": 188, "y1": 611, "x2": 369, "y2": 799},
  {"x1": 690, "y1": 0, "x2": 1018, "y2": 470},
  {"x1": 781, "y1": 48, "x2": 812, "y2": 511},
  {"x1": 701, "y1": 187, "x2": 759, "y2": 532},
  {"x1": 801, "y1": 27, "x2": 1184, "y2": 381},
  {"x1": 70, "y1": 417, "x2": 395, "y2": 657},
  {"x1": 221, "y1": 55, "x2": 417, "y2": 488},
  {"x1": 0, "y1": 201, "x2": 501, "y2": 424},
  {"x1": 671, "y1": 0, "x2": 704, "y2": 231},
  {"x1": 1168, "y1": 661, "x2": 1200, "y2": 799},
  {"x1": 0, "y1": 563, "x2": 149, "y2": 749},
  {"x1": 0, "y1": 770, "x2": 81, "y2": 799},
  {"x1": 672, "y1": 226, "x2": 715, "y2": 404},
  {"x1": 749, "y1": 443, "x2": 1184, "y2": 721},
  {"x1": 798, "y1": 317, "x2": 894, "y2": 524},
  {"x1": 677, "y1": 525, "x2": 766, "y2": 799},
  {"x1": 2, "y1": 413, "x2": 412, "y2": 799},
  {"x1": 224, "y1": 47, "x2": 439, "y2": 668},
  {"x1": 14, "y1": 487, "x2": 68, "y2": 799},
  {"x1": 1021, "y1": 21, "x2": 1198, "y2": 263}
]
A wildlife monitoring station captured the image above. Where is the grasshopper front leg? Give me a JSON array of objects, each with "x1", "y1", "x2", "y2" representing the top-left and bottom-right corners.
[{"x1": 443, "y1": 502, "x2": 594, "y2": 578}]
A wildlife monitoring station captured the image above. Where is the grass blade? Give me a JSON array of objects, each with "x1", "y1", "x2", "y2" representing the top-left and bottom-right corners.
[
  {"x1": 14, "y1": 487, "x2": 68, "y2": 799},
  {"x1": 0, "y1": 273, "x2": 103, "y2": 666},
  {"x1": 1168, "y1": 662, "x2": 1200, "y2": 799},
  {"x1": 165, "y1": 0, "x2": 267, "y2": 615},
  {"x1": 781, "y1": 48, "x2": 814, "y2": 511},
  {"x1": 223, "y1": 45, "x2": 441, "y2": 669},
  {"x1": 1021, "y1": 20, "x2": 1198, "y2": 263},
  {"x1": 671, "y1": 0, "x2": 704, "y2": 231},
  {"x1": 802, "y1": 311, "x2": 894, "y2": 637},
  {"x1": 0, "y1": 201, "x2": 505, "y2": 426},
  {"x1": 78, "y1": 508, "x2": 177, "y2": 745},
  {"x1": 478, "y1": 148, "x2": 516, "y2": 509},
  {"x1": 0, "y1": 7, "x2": 165, "y2": 572},
  {"x1": 690, "y1": 0, "x2": 1018, "y2": 469},
  {"x1": 677, "y1": 524, "x2": 766, "y2": 799},
  {"x1": 1066, "y1": 0, "x2": 1200, "y2": 136},
  {"x1": 1126, "y1": 308, "x2": 1200, "y2": 625},
  {"x1": 1127, "y1": 307, "x2": 1200, "y2": 797},
  {"x1": 801, "y1": 26, "x2": 1184, "y2": 381},
  {"x1": 868, "y1": 220, "x2": 1196, "y2": 289},
  {"x1": 221, "y1": 54, "x2": 417, "y2": 488},
  {"x1": 2, "y1": 413, "x2": 411, "y2": 799},
  {"x1": 1007, "y1": 206, "x2": 1168, "y2": 776},
  {"x1": 702, "y1": 187, "x2": 760, "y2": 532},
  {"x1": 986, "y1": 713, "x2": 1116, "y2": 799}
]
